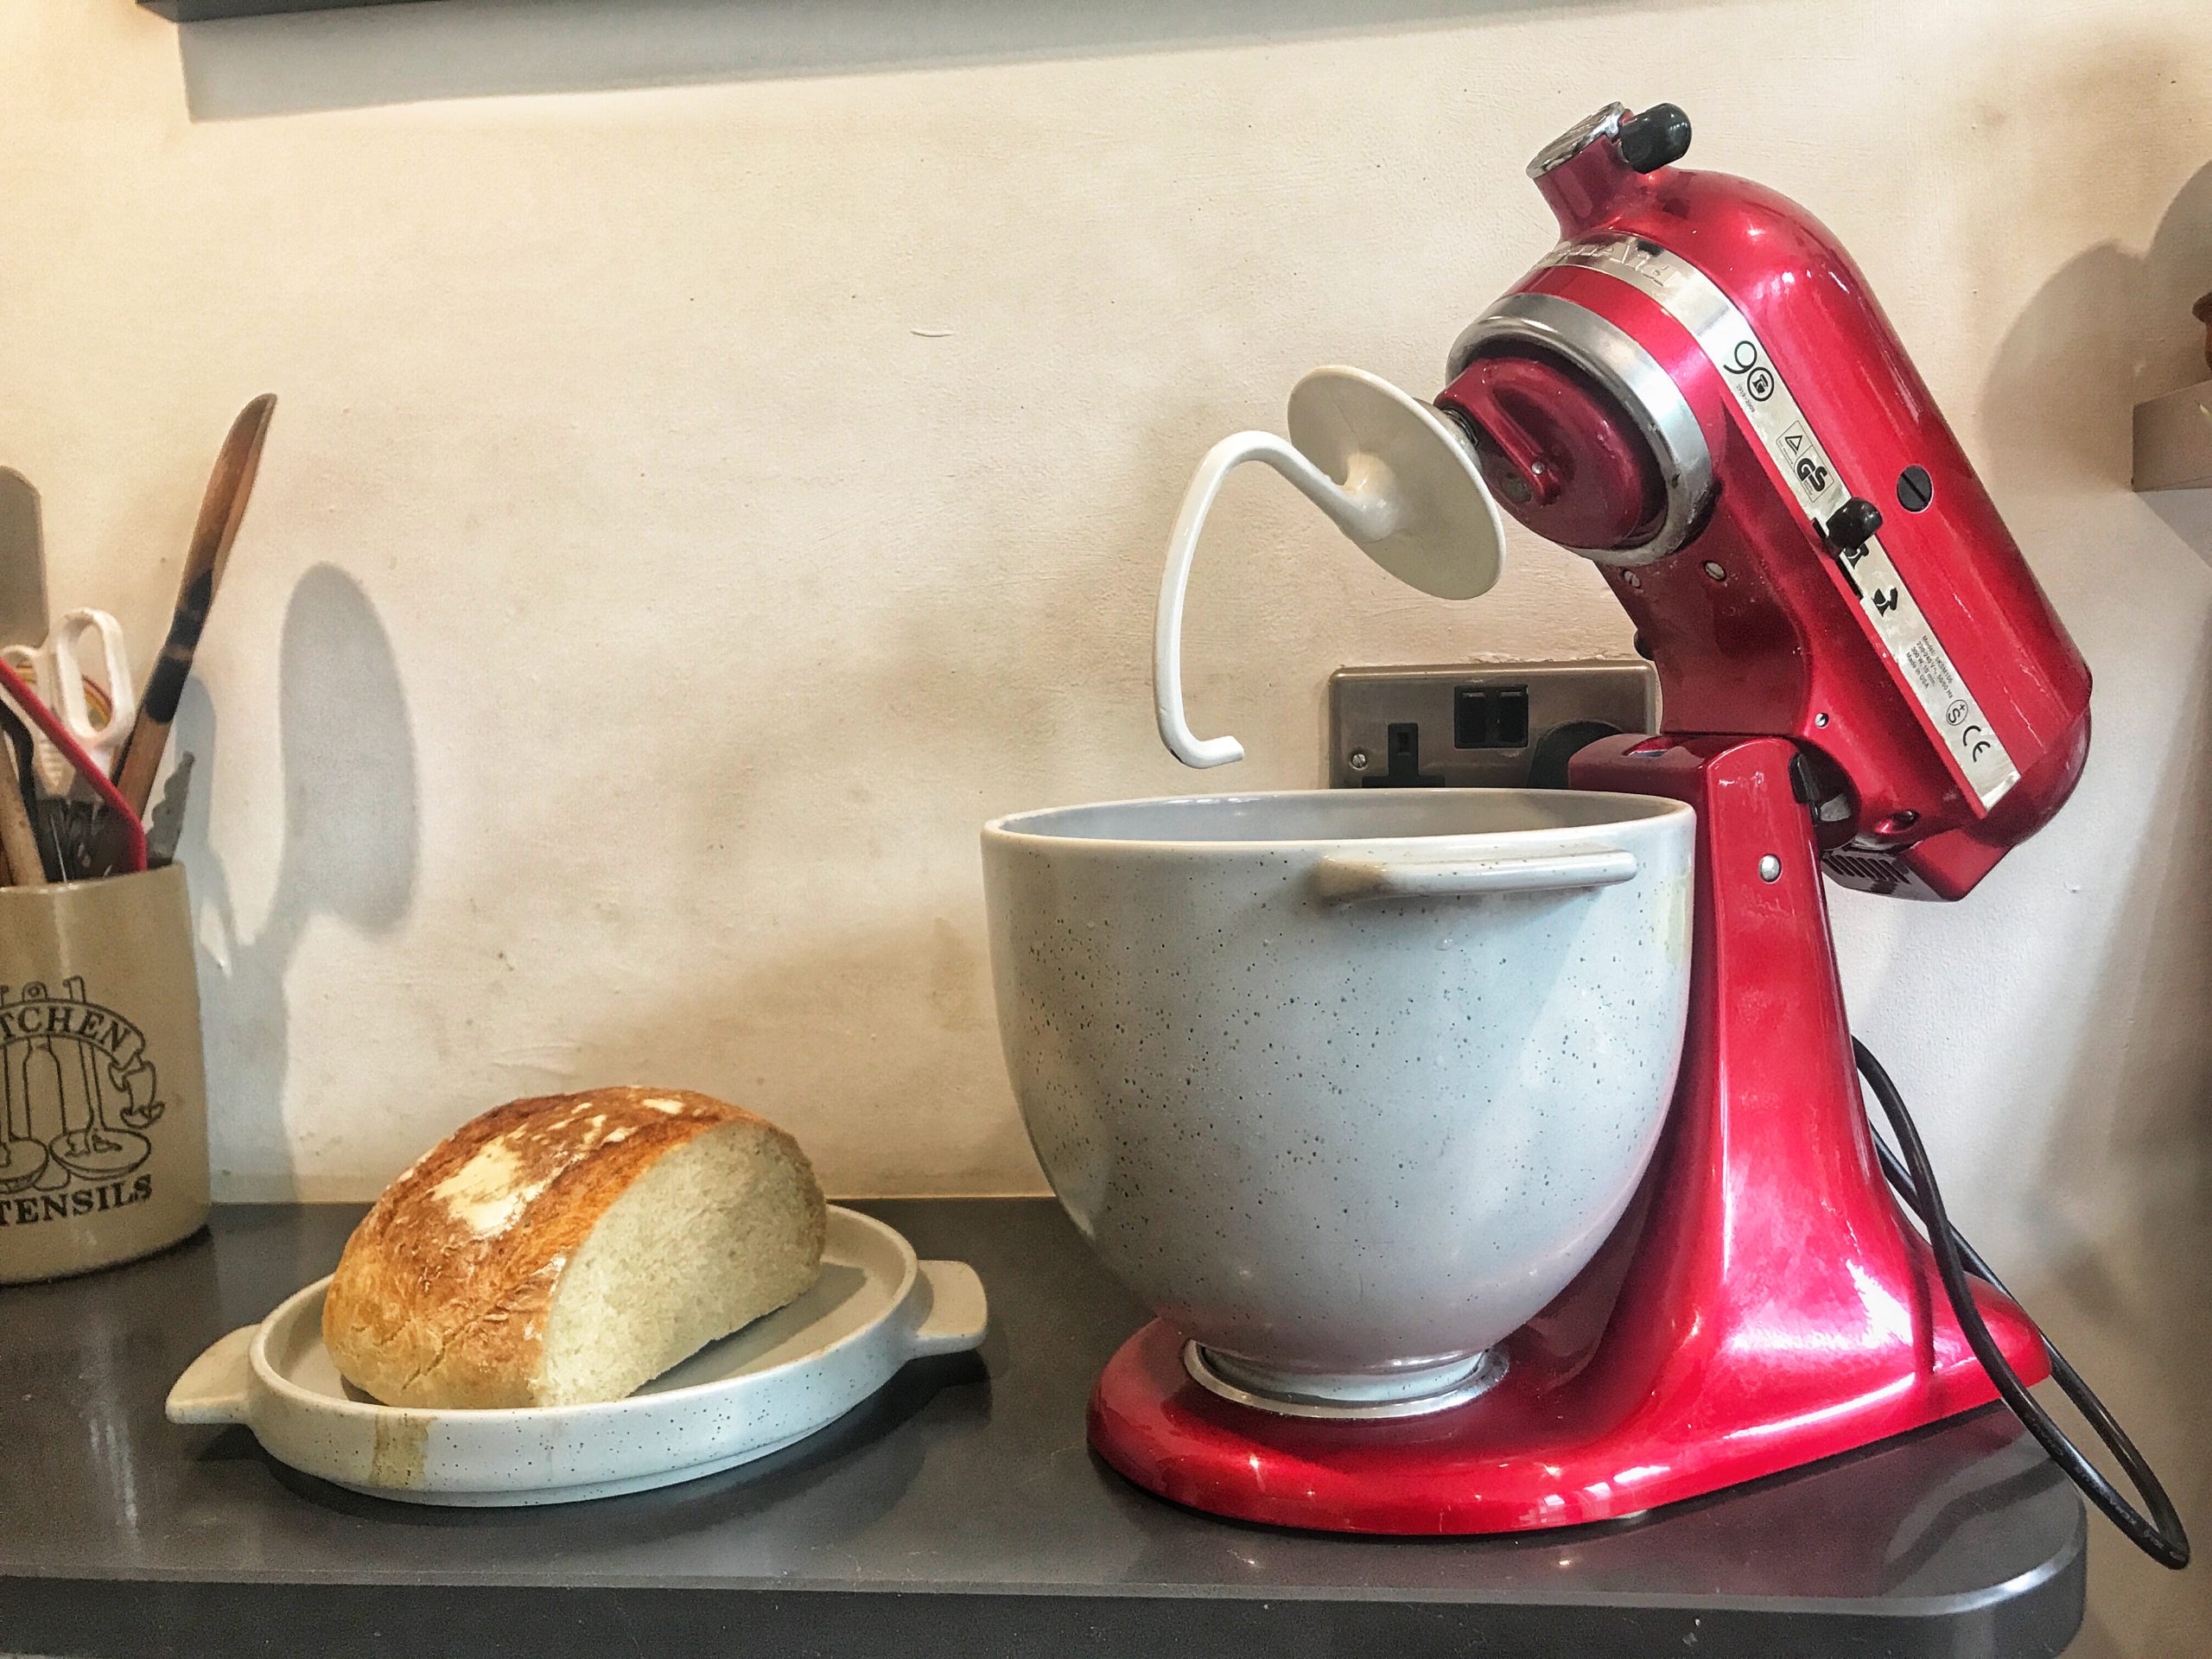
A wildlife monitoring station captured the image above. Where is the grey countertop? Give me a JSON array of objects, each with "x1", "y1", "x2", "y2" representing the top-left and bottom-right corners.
[{"x1": 0, "y1": 1199, "x2": 2082, "y2": 1657}]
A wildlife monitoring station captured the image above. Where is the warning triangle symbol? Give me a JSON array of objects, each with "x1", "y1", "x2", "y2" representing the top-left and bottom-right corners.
[{"x1": 1783, "y1": 429, "x2": 1806, "y2": 454}]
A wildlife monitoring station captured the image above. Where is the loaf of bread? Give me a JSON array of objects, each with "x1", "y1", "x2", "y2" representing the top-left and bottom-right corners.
[{"x1": 322, "y1": 1088, "x2": 826, "y2": 1408}]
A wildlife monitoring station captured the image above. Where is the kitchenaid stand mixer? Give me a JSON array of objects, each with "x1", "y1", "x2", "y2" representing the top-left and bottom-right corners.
[{"x1": 1112, "y1": 101, "x2": 2188, "y2": 1556}]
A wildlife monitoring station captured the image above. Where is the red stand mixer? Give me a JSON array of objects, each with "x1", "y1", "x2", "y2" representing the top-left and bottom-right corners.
[{"x1": 1092, "y1": 102, "x2": 2184, "y2": 1553}]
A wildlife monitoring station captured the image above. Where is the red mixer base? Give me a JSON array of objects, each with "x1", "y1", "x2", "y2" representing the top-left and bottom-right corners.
[
  {"x1": 1088, "y1": 735, "x2": 2052, "y2": 1535},
  {"x1": 1088, "y1": 1293, "x2": 2044, "y2": 1535}
]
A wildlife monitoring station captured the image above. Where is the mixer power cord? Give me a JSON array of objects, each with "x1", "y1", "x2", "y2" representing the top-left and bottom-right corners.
[{"x1": 1853, "y1": 1038, "x2": 2191, "y2": 1569}]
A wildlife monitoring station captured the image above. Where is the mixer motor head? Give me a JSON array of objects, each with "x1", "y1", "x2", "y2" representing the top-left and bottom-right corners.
[{"x1": 1434, "y1": 102, "x2": 2092, "y2": 900}]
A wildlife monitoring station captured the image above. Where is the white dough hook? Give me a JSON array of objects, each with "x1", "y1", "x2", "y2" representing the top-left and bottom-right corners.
[{"x1": 1154, "y1": 366, "x2": 1507, "y2": 769}]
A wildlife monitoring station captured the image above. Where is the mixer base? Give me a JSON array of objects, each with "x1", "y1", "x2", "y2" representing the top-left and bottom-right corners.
[{"x1": 1090, "y1": 1304, "x2": 2042, "y2": 1535}]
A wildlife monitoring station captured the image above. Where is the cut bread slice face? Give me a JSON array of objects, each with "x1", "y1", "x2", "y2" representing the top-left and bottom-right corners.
[{"x1": 322, "y1": 1088, "x2": 826, "y2": 1409}]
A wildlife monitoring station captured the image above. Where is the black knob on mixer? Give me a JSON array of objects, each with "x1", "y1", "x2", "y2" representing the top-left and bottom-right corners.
[
  {"x1": 1823, "y1": 496, "x2": 1885, "y2": 551},
  {"x1": 1617, "y1": 104, "x2": 1693, "y2": 172}
]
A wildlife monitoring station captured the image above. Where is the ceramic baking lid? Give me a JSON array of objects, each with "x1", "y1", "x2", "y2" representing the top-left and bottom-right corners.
[{"x1": 167, "y1": 1206, "x2": 986, "y2": 1506}]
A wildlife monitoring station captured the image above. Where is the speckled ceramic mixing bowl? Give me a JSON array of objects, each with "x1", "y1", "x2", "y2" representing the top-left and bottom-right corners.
[{"x1": 982, "y1": 789, "x2": 1694, "y2": 1414}]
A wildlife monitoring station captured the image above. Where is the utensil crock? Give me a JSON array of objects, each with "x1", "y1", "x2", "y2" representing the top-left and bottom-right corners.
[{"x1": 0, "y1": 863, "x2": 207, "y2": 1281}]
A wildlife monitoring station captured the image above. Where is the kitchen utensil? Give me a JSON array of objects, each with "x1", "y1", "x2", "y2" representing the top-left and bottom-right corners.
[
  {"x1": 0, "y1": 861, "x2": 208, "y2": 1280},
  {"x1": 0, "y1": 696, "x2": 124, "y2": 885},
  {"x1": 144, "y1": 752, "x2": 194, "y2": 868},
  {"x1": 168, "y1": 1207, "x2": 988, "y2": 1505},
  {"x1": 2, "y1": 609, "x2": 137, "y2": 796},
  {"x1": 0, "y1": 470, "x2": 45, "y2": 652},
  {"x1": 1156, "y1": 366, "x2": 1503, "y2": 767},
  {"x1": 112, "y1": 394, "x2": 276, "y2": 818},
  {"x1": 0, "y1": 657, "x2": 147, "y2": 875},
  {"x1": 1, "y1": 702, "x2": 67, "y2": 883},
  {"x1": 0, "y1": 713, "x2": 42, "y2": 887},
  {"x1": 31, "y1": 799, "x2": 108, "y2": 885},
  {"x1": 984, "y1": 789, "x2": 1692, "y2": 1413},
  {"x1": 1010, "y1": 100, "x2": 2181, "y2": 1562}
]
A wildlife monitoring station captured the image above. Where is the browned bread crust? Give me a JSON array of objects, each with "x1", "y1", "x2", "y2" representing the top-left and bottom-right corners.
[{"x1": 321, "y1": 1087, "x2": 819, "y2": 1408}]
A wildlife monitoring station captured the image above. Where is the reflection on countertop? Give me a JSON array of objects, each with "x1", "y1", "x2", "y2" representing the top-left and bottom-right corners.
[{"x1": 0, "y1": 1198, "x2": 2082, "y2": 1658}]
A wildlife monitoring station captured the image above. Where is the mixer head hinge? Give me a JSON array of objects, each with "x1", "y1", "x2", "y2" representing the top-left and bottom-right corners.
[{"x1": 1789, "y1": 749, "x2": 1858, "y2": 845}]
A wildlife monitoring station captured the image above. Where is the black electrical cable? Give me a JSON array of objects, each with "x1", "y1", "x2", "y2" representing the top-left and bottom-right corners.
[{"x1": 1852, "y1": 1037, "x2": 2190, "y2": 1569}]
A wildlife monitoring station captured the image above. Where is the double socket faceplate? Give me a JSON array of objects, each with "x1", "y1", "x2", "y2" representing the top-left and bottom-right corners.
[{"x1": 1327, "y1": 662, "x2": 1658, "y2": 790}]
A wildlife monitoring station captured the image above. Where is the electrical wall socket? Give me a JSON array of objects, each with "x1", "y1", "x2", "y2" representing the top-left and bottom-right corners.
[{"x1": 1327, "y1": 663, "x2": 1658, "y2": 790}]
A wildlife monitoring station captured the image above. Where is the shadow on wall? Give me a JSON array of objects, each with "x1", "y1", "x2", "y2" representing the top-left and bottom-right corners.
[
  {"x1": 177, "y1": 563, "x2": 420, "y2": 1196},
  {"x1": 172, "y1": 0, "x2": 1692, "y2": 120},
  {"x1": 1980, "y1": 154, "x2": 2212, "y2": 555},
  {"x1": 1974, "y1": 156, "x2": 2212, "y2": 1656},
  {"x1": 2026, "y1": 610, "x2": 2212, "y2": 1659}
]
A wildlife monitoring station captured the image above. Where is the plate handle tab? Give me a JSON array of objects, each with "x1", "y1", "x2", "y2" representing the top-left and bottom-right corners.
[
  {"x1": 166, "y1": 1325, "x2": 255, "y2": 1425},
  {"x1": 908, "y1": 1260, "x2": 988, "y2": 1357}
]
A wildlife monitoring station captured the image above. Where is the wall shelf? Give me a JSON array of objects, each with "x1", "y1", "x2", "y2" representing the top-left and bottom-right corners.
[{"x1": 2133, "y1": 378, "x2": 2212, "y2": 493}]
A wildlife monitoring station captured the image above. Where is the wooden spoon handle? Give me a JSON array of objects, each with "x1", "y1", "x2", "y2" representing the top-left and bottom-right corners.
[
  {"x1": 111, "y1": 567, "x2": 215, "y2": 815},
  {"x1": 0, "y1": 747, "x2": 43, "y2": 887},
  {"x1": 112, "y1": 394, "x2": 276, "y2": 816}
]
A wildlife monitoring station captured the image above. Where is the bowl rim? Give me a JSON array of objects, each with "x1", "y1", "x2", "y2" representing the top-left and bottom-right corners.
[{"x1": 982, "y1": 787, "x2": 1694, "y2": 853}]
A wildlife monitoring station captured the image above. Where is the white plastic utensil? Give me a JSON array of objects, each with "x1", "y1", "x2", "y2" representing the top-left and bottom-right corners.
[
  {"x1": 0, "y1": 608, "x2": 137, "y2": 795},
  {"x1": 167, "y1": 1207, "x2": 987, "y2": 1506},
  {"x1": 1154, "y1": 366, "x2": 1506, "y2": 768}
]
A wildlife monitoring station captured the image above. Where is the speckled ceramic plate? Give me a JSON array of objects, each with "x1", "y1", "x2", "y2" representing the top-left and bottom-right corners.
[{"x1": 165, "y1": 1207, "x2": 987, "y2": 1506}]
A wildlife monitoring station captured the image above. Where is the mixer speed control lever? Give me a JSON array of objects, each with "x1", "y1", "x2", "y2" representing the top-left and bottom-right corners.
[
  {"x1": 1820, "y1": 496, "x2": 1885, "y2": 596},
  {"x1": 1822, "y1": 496, "x2": 1885, "y2": 553}
]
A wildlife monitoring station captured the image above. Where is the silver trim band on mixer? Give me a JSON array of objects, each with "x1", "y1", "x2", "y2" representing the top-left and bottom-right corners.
[
  {"x1": 1182, "y1": 1341, "x2": 1510, "y2": 1421},
  {"x1": 1448, "y1": 293, "x2": 1715, "y2": 566},
  {"x1": 1537, "y1": 233, "x2": 2020, "y2": 809}
]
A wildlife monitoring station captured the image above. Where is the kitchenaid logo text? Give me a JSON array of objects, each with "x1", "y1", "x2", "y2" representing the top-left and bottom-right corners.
[
  {"x1": 0, "y1": 979, "x2": 163, "y2": 1222},
  {"x1": 1560, "y1": 236, "x2": 1687, "y2": 292}
]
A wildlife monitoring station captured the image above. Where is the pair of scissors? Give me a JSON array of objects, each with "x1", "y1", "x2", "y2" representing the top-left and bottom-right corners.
[
  {"x1": 0, "y1": 654, "x2": 145, "y2": 877},
  {"x1": 0, "y1": 609, "x2": 137, "y2": 796}
]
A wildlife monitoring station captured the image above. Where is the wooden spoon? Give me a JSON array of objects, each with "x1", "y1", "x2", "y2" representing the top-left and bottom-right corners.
[
  {"x1": 0, "y1": 744, "x2": 42, "y2": 887},
  {"x1": 111, "y1": 394, "x2": 277, "y2": 817}
]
